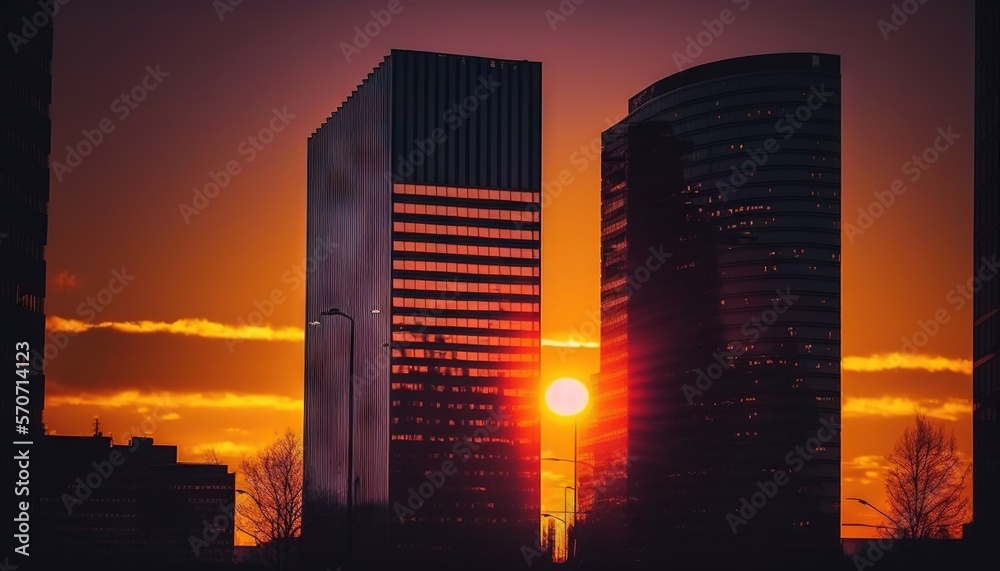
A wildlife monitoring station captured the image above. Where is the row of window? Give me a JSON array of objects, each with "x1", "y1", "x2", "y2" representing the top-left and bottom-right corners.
[
  {"x1": 394, "y1": 184, "x2": 539, "y2": 204},
  {"x1": 645, "y1": 85, "x2": 835, "y2": 119},
  {"x1": 395, "y1": 348, "x2": 538, "y2": 362},
  {"x1": 392, "y1": 297, "x2": 539, "y2": 312},
  {"x1": 1, "y1": 172, "x2": 48, "y2": 216},
  {"x1": 392, "y1": 397, "x2": 503, "y2": 409},
  {"x1": 392, "y1": 391, "x2": 532, "y2": 405},
  {"x1": 393, "y1": 278, "x2": 540, "y2": 295},
  {"x1": 0, "y1": 279, "x2": 44, "y2": 313},
  {"x1": 394, "y1": 221, "x2": 539, "y2": 240},
  {"x1": 0, "y1": 120, "x2": 48, "y2": 165},
  {"x1": 393, "y1": 241, "x2": 539, "y2": 259},
  {"x1": 393, "y1": 382, "x2": 534, "y2": 393},
  {"x1": 391, "y1": 364, "x2": 536, "y2": 377},
  {"x1": 392, "y1": 331, "x2": 539, "y2": 347},
  {"x1": 393, "y1": 315, "x2": 540, "y2": 330},
  {"x1": 1, "y1": 73, "x2": 50, "y2": 118},
  {"x1": 393, "y1": 202, "x2": 539, "y2": 222},
  {"x1": 393, "y1": 260, "x2": 539, "y2": 276}
]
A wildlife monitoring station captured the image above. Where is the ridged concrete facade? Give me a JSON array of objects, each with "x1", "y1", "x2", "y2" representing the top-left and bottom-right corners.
[{"x1": 305, "y1": 50, "x2": 541, "y2": 570}]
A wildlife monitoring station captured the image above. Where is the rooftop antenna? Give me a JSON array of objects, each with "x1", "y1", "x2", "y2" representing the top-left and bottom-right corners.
[{"x1": 92, "y1": 416, "x2": 102, "y2": 437}]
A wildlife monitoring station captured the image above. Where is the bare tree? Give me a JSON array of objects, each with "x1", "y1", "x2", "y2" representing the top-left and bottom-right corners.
[
  {"x1": 202, "y1": 447, "x2": 221, "y2": 465},
  {"x1": 883, "y1": 413, "x2": 970, "y2": 539},
  {"x1": 542, "y1": 518, "x2": 559, "y2": 562},
  {"x1": 237, "y1": 429, "x2": 303, "y2": 569}
]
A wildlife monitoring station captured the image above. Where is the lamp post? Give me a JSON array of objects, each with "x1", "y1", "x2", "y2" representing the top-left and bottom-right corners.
[
  {"x1": 846, "y1": 497, "x2": 901, "y2": 531},
  {"x1": 313, "y1": 308, "x2": 355, "y2": 562},
  {"x1": 541, "y1": 513, "x2": 567, "y2": 562},
  {"x1": 543, "y1": 377, "x2": 589, "y2": 562},
  {"x1": 563, "y1": 486, "x2": 575, "y2": 525},
  {"x1": 542, "y1": 513, "x2": 567, "y2": 525}
]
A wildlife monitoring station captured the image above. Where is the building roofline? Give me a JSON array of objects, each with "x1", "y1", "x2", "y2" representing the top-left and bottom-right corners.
[{"x1": 628, "y1": 52, "x2": 841, "y2": 115}]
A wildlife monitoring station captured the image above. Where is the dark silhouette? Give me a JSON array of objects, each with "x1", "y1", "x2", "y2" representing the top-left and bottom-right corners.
[
  {"x1": 883, "y1": 413, "x2": 970, "y2": 539},
  {"x1": 237, "y1": 429, "x2": 304, "y2": 570}
]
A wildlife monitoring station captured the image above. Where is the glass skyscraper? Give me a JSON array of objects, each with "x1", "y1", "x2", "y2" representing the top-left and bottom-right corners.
[
  {"x1": 304, "y1": 49, "x2": 541, "y2": 569},
  {"x1": 2, "y1": 0, "x2": 52, "y2": 558},
  {"x1": 585, "y1": 53, "x2": 841, "y2": 568},
  {"x1": 972, "y1": 0, "x2": 999, "y2": 543}
]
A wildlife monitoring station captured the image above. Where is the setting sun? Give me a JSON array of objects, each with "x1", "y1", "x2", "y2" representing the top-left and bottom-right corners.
[{"x1": 545, "y1": 377, "x2": 589, "y2": 417}]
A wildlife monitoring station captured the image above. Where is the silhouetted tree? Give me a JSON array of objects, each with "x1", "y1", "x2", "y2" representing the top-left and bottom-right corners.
[
  {"x1": 542, "y1": 518, "x2": 559, "y2": 562},
  {"x1": 202, "y1": 447, "x2": 221, "y2": 465},
  {"x1": 237, "y1": 429, "x2": 303, "y2": 569},
  {"x1": 883, "y1": 413, "x2": 970, "y2": 538}
]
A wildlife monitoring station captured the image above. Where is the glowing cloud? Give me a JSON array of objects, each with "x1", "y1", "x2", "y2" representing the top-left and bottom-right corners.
[
  {"x1": 541, "y1": 470, "x2": 569, "y2": 484},
  {"x1": 842, "y1": 396, "x2": 971, "y2": 421},
  {"x1": 191, "y1": 441, "x2": 258, "y2": 457},
  {"x1": 541, "y1": 338, "x2": 599, "y2": 348},
  {"x1": 50, "y1": 270, "x2": 82, "y2": 291},
  {"x1": 47, "y1": 390, "x2": 303, "y2": 411},
  {"x1": 47, "y1": 316, "x2": 303, "y2": 342},
  {"x1": 842, "y1": 352, "x2": 971, "y2": 374}
]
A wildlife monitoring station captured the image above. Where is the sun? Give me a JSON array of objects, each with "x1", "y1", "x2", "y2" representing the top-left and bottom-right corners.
[{"x1": 545, "y1": 377, "x2": 589, "y2": 417}]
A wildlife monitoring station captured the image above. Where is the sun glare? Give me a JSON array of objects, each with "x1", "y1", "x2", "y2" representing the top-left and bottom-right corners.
[{"x1": 545, "y1": 377, "x2": 589, "y2": 417}]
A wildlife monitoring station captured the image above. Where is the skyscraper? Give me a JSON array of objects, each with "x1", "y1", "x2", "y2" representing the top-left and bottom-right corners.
[
  {"x1": 2, "y1": 2, "x2": 52, "y2": 563},
  {"x1": 304, "y1": 49, "x2": 541, "y2": 569},
  {"x1": 585, "y1": 53, "x2": 841, "y2": 568},
  {"x1": 971, "y1": 0, "x2": 999, "y2": 543}
]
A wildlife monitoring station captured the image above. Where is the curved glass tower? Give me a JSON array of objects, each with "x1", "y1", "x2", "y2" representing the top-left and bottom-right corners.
[{"x1": 585, "y1": 53, "x2": 841, "y2": 567}]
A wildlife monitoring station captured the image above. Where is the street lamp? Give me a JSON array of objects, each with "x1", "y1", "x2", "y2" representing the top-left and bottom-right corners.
[
  {"x1": 563, "y1": 486, "x2": 575, "y2": 523},
  {"x1": 544, "y1": 377, "x2": 589, "y2": 561},
  {"x1": 846, "y1": 496, "x2": 904, "y2": 538},
  {"x1": 542, "y1": 513, "x2": 566, "y2": 525},
  {"x1": 541, "y1": 457, "x2": 594, "y2": 469},
  {"x1": 846, "y1": 497, "x2": 900, "y2": 526},
  {"x1": 314, "y1": 307, "x2": 355, "y2": 561}
]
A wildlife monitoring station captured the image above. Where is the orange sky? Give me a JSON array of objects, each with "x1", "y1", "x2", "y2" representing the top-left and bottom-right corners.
[{"x1": 42, "y1": 0, "x2": 976, "y2": 542}]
